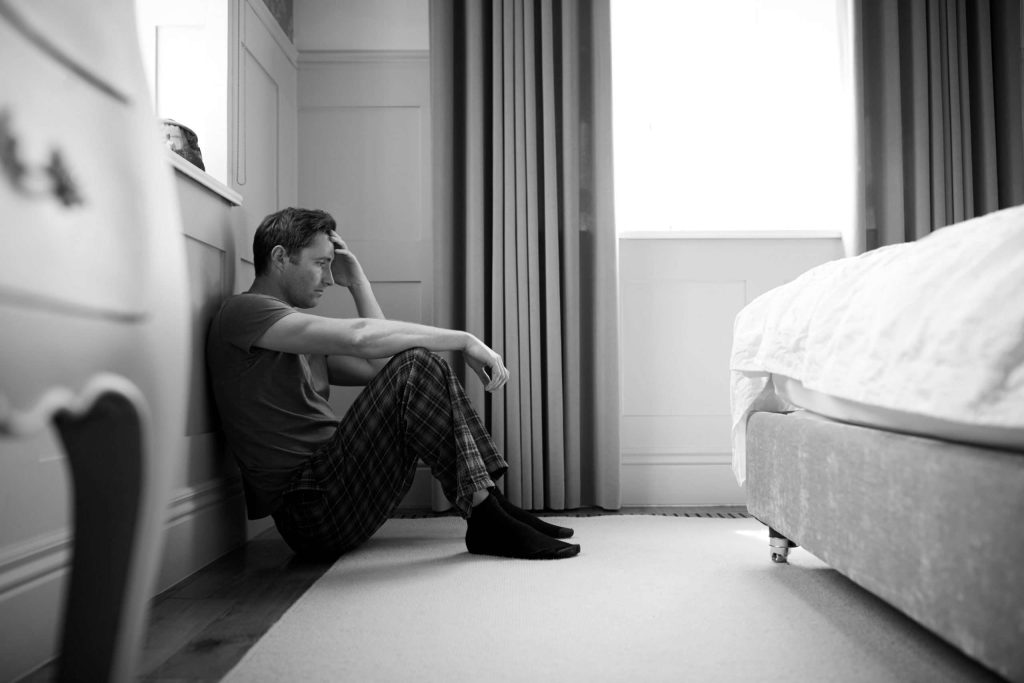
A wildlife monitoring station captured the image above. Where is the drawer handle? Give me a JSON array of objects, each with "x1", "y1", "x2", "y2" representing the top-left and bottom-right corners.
[{"x1": 1, "y1": 109, "x2": 84, "y2": 207}]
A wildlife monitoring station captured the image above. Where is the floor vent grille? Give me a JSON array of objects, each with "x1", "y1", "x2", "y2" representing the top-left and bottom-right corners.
[{"x1": 395, "y1": 509, "x2": 751, "y2": 519}]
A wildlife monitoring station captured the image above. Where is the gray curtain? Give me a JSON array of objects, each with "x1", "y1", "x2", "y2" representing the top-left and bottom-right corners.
[
  {"x1": 431, "y1": 0, "x2": 620, "y2": 511},
  {"x1": 856, "y1": 0, "x2": 1024, "y2": 249}
]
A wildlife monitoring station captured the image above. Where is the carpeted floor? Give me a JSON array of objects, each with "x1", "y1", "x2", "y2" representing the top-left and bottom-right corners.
[{"x1": 222, "y1": 516, "x2": 1001, "y2": 682}]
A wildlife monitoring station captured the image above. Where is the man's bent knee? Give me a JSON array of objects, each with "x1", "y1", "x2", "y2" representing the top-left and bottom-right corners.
[
  {"x1": 395, "y1": 347, "x2": 434, "y2": 364},
  {"x1": 381, "y1": 348, "x2": 462, "y2": 390}
]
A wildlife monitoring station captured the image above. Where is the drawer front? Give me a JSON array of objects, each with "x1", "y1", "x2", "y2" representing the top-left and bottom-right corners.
[
  {"x1": 0, "y1": 16, "x2": 149, "y2": 319},
  {"x1": 0, "y1": 0, "x2": 138, "y2": 103}
]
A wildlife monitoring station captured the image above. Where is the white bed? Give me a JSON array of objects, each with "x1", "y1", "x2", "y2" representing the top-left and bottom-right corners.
[
  {"x1": 730, "y1": 204, "x2": 1024, "y2": 484},
  {"x1": 728, "y1": 204, "x2": 1024, "y2": 681},
  {"x1": 772, "y1": 373, "x2": 1024, "y2": 452}
]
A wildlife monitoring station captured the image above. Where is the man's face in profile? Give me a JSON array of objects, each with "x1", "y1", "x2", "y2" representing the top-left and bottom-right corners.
[{"x1": 281, "y1": 233, "x2": 335, "y2": 308}]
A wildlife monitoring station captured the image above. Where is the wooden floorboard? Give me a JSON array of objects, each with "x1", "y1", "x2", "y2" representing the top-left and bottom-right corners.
[
  {"x1": 140, "y1": 534, "x2": 334, "y2": 682},
  {"x1": 24, "y1": 506, "x2": 751, "y2": 681}
]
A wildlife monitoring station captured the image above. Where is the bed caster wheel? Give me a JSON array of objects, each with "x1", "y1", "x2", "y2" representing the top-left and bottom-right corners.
[{"x1": 768, "y1": 528, "x2": 795, "y2": 564}]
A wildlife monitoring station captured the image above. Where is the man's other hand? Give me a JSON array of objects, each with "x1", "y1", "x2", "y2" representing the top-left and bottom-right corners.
[{"x1": 464, "y1": 336, "x2": 509, "y2": 392}]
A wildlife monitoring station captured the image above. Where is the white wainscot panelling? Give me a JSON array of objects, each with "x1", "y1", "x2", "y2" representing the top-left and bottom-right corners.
[
  {"x1": 299, "y1": 107, "x2": 423, "y2": 241},
  {"x1": 622, "y1": 279, "x2": 744, "y2": 417},
  {"x1": 155, "y1": 476, "x2": 247, "y2": 593},
  {"x1": 0, "y1": 432, "x2": 71, "y2": 680},
  {"x1": 184, "y1": 236, "x2": 227, "y2": 437},
  {"x1": 235, "y1": 0, "x2": 299, "y2": 261},
  {"x1": 621, "y1": 415, "x2": 733, "y2": 455},
  {"x1": 619, "y1": 234, "x2": 845, "y2": 506},
  {"x1": 293, "y1": 0, "x2": 429, "y2": 52},
  {"x1": 160, "y1": 166, "x2": 249, "y2": 592},
  {"x1": 0, "y1": 532, "x2": 67, "y2": 681},
  {"x1": 239, "y1": 49, "x2": 280, "y2": 224}
]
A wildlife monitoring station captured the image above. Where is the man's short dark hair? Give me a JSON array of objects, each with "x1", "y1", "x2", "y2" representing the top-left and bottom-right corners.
[{"x1": 253, "y1": 208, "x2": 336, "y2": 275}]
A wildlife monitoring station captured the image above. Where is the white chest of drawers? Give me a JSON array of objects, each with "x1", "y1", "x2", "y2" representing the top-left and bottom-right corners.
[{"x1": 0, "y1": 1, "x2": 189, "y2": 680}]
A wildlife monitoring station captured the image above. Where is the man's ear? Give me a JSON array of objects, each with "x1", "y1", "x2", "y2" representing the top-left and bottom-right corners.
[{"x1": 270, "y1": 245, "x2": 288, "y2": 270}]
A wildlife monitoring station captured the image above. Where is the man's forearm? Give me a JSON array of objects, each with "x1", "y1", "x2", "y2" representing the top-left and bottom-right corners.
[
  {"x1": 351, "y1": 318, "x2": 470, "y2": 359},
  {"x1": 348, "y1": 280, "x2": 385, "y2": 320},
  {"x1": 347, "y1": 279, "x2": 387, "y2": 371}
]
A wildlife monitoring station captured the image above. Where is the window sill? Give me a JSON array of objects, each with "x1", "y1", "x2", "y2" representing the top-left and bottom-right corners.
[
  {"x1": 167, "y1": 151, "x2": 242, "y2": 206},
  {"x1": 619, "y1": 230, "x2": 841, "y2": 240}
]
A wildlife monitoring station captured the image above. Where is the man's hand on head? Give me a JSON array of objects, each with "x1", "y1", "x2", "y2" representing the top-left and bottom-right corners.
[{"x1": 328, "y1": 231, "x2": 368, "y2": 288}]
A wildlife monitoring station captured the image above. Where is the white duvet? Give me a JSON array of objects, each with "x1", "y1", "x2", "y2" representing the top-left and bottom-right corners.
[{"x1": 730, "y1": 205, "x2": 1024, "y2": 485}]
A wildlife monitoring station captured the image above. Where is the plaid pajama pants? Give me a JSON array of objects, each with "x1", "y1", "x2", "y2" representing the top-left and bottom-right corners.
[{"x1": 271, "y1": 347, "x2": 508, "y2": 558}]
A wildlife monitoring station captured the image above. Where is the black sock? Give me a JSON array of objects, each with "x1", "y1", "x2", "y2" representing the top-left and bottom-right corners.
[
  {"x1": 490, "y1": 487, "x2": 574, "y2": 539},
  {"x1": 466, "y1": 493, "x2": 580, "y2": 560}
]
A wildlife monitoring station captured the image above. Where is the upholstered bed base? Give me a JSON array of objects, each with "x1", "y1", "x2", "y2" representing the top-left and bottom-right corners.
[{"x1": 745, "y1": 410, "x2": 1024, "y2": 682}]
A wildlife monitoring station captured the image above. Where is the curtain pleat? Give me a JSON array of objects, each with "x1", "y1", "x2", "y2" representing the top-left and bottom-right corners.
[
  {"x1": 488, "y1": 0, "x2": 507, "y2": 503},
  {"x1": 968, "y1": 0, "x2": 999, "y2": 212},
  {"x1": 463, "y1": 1, "x2": 488, "y2": 414},
  {"x1": 857, "y1": 0, "x2": 1023, "y2": 249},
  {"x1": 558, "y1": 0, "x2": 584, "y2": 508},
  {"x1": 524, "y1": 1, "x2": 545, "y2": 510},
  {"x1": 432, "y1": 0, "x2": 620, "y2": 511},
  {"x1": 585, "y1": 0, "x2": 620, "y2": 506},
  {"x1": 538, "y1": 0, "x2": 567, "y2": 509}
]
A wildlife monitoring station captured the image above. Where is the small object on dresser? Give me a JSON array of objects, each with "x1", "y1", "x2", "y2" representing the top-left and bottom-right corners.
[{"x1": 161, "y1": 119, "x2": 205, "y2": 171}]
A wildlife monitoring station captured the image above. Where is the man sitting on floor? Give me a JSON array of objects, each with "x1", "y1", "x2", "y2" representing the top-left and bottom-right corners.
[{"x1": 207, "y1": 207, "x2": 579, "y2": 560}]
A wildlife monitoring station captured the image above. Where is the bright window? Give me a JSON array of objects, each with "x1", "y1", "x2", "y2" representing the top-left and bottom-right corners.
[
  {"x1": 134, "y1": 0, "x2": 230, "y2": 184},
  {"x1": 611, "y1": 0, "x2": 854, "y2": 234}
]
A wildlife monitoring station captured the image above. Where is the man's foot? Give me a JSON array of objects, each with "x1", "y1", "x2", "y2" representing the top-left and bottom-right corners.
[
  {"x1": 466, "y1": 493, "x2": 580, "y2": 560},
  {"x1": 490, "y1": 487, "x2": 575, "y2": 538}
]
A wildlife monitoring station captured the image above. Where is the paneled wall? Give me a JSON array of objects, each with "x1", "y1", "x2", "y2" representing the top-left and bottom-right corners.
[
  {"x1": 295, "y1": 0, "x2": 428, "y2": 51},
  {"x1": 0, "y1": 429, "x2": 70, "y2": 679},
  {"x1": 619, "y1": 233, "x2": 845, "y2": 505},
  {"x1": 156, "y1": 157, "x2": 248, "y2": 592},
  {"x1": 233, "y1": 0, "x2": 298, "y2": 269}
]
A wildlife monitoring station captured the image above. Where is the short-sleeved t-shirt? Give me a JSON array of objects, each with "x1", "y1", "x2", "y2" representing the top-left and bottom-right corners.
[{"x1": 206, "y1": 293, "x2": 338, "y2": 518}]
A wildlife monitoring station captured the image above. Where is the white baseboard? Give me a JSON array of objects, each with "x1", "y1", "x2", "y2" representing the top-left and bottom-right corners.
[
  {"x1": 154, "y1": 478, "x2": 249, "y2": 593},
  {"x1": 0, "y1": 531, "x2": 68, "y2": 682},
  {"x1": 399, "y1": 460, "x2": 747, "y2": 510},
  {"x1": 399, "y1": 460, "x2": 748, "y2": 510},
  {"x1": 621, "y1": 453, "x2": 746, "y2": 506}
]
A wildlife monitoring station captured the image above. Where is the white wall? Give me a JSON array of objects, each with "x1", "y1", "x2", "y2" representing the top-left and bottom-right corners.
[
  {"x1": 294, "y1": 0, "x2": 428, "y2": 51},
  {"x1": 156, "y1": 161, "x2": 249, "y2": 592},
  {"x1": 619, "y1": 233, "x2": 845, "y2": 506}
]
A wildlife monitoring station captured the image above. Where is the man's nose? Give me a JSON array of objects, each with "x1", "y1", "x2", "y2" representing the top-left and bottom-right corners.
[{"x1": 323, "y1": 267, "x2": 334, "y2": 286}]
